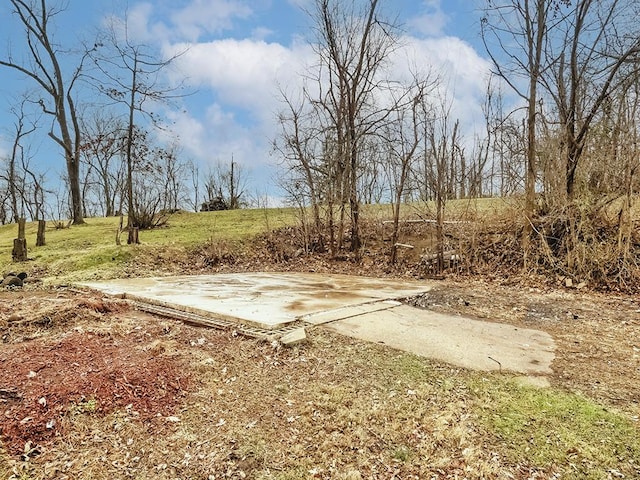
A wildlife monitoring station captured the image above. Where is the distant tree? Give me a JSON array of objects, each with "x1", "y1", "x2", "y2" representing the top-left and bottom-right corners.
[
  {"x1": 187, "y1": 160, "x2": 201, "y2": 213},
  {"x1": 384, "y1": 80, "x2": 434, "y2": 264},
  {"x1": 0, "y1": 98, "x2": 37, "y2": 223},
  {"x1": 156, "y1": 143, "x2": 188, "y2": 212},
  {"x1": 201, "y1": 158, "x2": 248, "y2": 211},
  {"x1": 79, "y1": 111, "x2": 126, "y2": 217}
]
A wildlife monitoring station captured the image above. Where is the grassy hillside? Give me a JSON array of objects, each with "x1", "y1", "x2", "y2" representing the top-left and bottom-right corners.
[
  {"x1": 0, "y1": 198, "x2": 510, "y2": 284},
  {"x1": 0, "y1": 208, "x2": 299, "y2": 284}
]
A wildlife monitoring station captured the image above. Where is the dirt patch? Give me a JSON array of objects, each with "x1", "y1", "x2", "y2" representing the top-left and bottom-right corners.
[{"x1": 0, "y1": 291, "x2": 191, "y2": 455}]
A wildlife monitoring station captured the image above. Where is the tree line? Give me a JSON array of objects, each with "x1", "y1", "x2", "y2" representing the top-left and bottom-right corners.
[
  {"x1": 0, "y1": 0, "x2": 247, "y2": 239},
  {"x1": 275, "y1": 0, "x2": 640, "y2": 283}
]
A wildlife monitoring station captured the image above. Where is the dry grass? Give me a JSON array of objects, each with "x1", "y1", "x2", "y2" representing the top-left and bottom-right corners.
[{"x1": 1, "y1": 292, "x2": 639, "y2": 479}]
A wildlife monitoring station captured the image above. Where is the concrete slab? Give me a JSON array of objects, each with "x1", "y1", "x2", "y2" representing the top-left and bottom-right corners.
[
  {"x1": 302, "y1": 300, "x2": 402, "y2": 325},
  {"x1": 83, "y1": 272, "x2": 555, "y2": 376},
  {"x1": 81, "y1": 272, "x2": 431, "y2": 330},
  {"x1": 325, "y1": 304, "x2": 555, "y2": 375}
]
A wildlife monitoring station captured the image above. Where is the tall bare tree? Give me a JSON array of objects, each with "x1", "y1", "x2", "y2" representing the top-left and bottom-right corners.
[
  {"x1": 275, "y1": 91, "x2": 328, "y2": 252},
  {"x1": 425, "y1": 102, "x2": 463, "y2": 274},
  {"x1": 1, "y1": 98, "x2": 37, "y2": 223},
  {"x1": 542, "y1": 0, "x2": 640, "y2": 200},
  {"x1": 0, "y1": 0, "x2": 93, "y2": 224},
  {"x1": 385, "y1": 82, "x2": 432, "y2": 264},
  {"x1": 90, "y1": 16, "x2": 185, "y2": 243},
  {"x1": 482, "y1": 0, "x2": 558, "y2": 260},
  {"x1": 312, "y1": 0, "x2": 399, "y2": 252}
]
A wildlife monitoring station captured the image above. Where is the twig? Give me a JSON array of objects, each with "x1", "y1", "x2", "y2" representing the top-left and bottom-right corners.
[{"x1": 488, "y1": 356, "x2": 502, "y2": 372}]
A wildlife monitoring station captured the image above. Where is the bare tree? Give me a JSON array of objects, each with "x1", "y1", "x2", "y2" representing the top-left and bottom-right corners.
[
  {"x1": 274, "y1": 91, "x2": 328, "y2": 251},
  {"x1": 0, "y1": 98, "x2": 37, "y2": 223},
  {"x1": 542, "y1": 0, "x2": 640, "y2": 200},
  {"x1": 275, "y1": 0, "x2": 402, "y2": 256},
  {"x1": 19, "y1": 152, "x2": 47, "y2": 223},
  {"x1": 0, "y1": 0, "x2": 94, "y2": 224},
  {"x1": 482, "y1": 0, "x2": 559, "y2": 260},
  {"x1": 385, "y1": 82, "x2": 432, "y2": 264},
  {"x1": 90, "y1": 15, "x2": 185, "y2": 243},
  {"x1": 201, "y1": 158, "x2": 248, "y2": 211},
  {"x1": 424, "y1": 101, "x2": 463, "y2": 273},
  {"x1": 156, "y1": 143, "x2": 188, "y2": 212},
  {"x1": 311, "y1": 0, "x2": 399, "y2": 252},
  {"x1": 79, "y1": 111, "x2": 126, "y2": 216},
  {"x1": 186, "y1": 160, "x2": 200, "y2": 212}
]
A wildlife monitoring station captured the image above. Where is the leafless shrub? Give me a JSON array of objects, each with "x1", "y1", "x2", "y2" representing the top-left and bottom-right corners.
[{"x1": 192, "y1": 239, "x2": 237, "y2": 269}]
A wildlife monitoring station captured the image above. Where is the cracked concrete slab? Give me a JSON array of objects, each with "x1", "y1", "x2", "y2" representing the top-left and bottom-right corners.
[
  {"x1": 83, "y1": 272, "x2": 555, "y2": 375},
  {"x1": 81, "y1": 272, "x2": 431, "y2": 330}
]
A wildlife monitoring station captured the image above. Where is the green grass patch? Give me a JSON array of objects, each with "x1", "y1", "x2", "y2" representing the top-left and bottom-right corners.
[
  {"x1": 473, "y1": 376, "x2": 640, "y2": 478},
  {"x1": 0, "y1": 208, "x2": 298, "y2": 283}
]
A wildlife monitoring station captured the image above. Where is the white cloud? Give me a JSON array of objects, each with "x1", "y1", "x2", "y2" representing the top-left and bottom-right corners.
[
  {"x1": 170, "y1": 0, "x2": 252, "y2": 41},
  {"x1": 160, "y1": 20, "x2": 492, "y2": 195},
  {"x1": 167, "y1": 38, "x2": 313, "y2": 112},
  {"x1": 114, "y1": 0, "x2": 253, "y2": 44},
  {"x1": 251, "y1": 27, "x2": 274, "y2": 41},
  {"x1": 104, "y1": 3, "x2": 164, "y2": 43},
  {"x1": 0, "y1": 138, "x2": 8, "y2": 161},
  {"x1": 408, "y1": 0, "x2": 449, "y2": 38},
  {"x1": 393, "y1": 35, "x2": 493, "y2": 134},
  {"x1": 163, "y1": 109, "x2": 207, "y2": 157}
]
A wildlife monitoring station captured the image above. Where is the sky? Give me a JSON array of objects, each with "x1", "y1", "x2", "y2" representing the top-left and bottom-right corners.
[{"x1": 0, "y1": 0, "x2": 492, "y2": 207}]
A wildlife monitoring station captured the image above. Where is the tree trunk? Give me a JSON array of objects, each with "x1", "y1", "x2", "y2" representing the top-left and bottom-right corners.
[
  {"x1": 17, "y1": 217, "x2": 26, "y2": 240},
  {"x1": 116, "y1": 215, "x2": 124, "y2": 246},
  {"x1": 68, "y1": 154, "x2": 85, "y2": 224},
  {"x1": 435, "y1": 193, "x2": 445, "y2": 274},
  {"x1": 36, "y1": 220, "x2": 46, "y2": 246},
  {"x1": 126, "y1": 54, "x2": 138, "y2": 231},
  {"x1": 127, "y1": 226, "x2": 139, "y2": 245}
]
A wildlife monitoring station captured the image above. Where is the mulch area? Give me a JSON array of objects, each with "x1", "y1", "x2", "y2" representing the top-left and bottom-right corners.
[{"x1": 0, "y1": 291, "x2": 190, "y2": 455}]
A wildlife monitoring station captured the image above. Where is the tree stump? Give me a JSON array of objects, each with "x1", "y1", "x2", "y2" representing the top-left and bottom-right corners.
[
  {"x1": 12, "y1": 238, "x2": 27, "y2": 262},
  {"x1": 12, "y1": 218, "x2": 28, "y2": 261},
  {"x1": 36, "y1": 220, "x2": 46, "y2": 246}
]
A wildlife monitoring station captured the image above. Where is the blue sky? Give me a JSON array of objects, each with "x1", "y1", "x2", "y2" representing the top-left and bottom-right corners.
[{"x1": 0, "y1": 0, "x2": 491, "y2": 206}]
